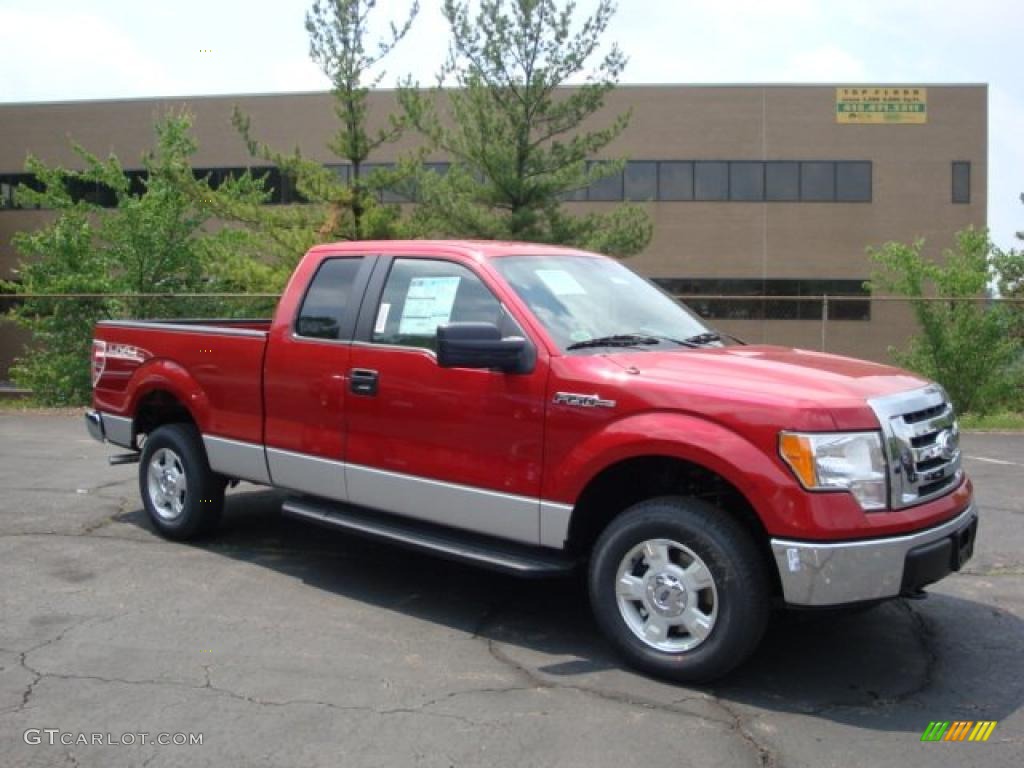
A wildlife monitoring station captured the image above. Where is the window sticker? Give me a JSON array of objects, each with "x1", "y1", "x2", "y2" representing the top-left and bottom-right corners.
[
  {"x1": 374, "y1": 302, "x2": 391, "y2": 334},
  {"x1": 398, "y1": 276, "x2": 461, "y2": 335},
  {"x1": 536, "y1": 269, "x2": 587, "y2": 296}
]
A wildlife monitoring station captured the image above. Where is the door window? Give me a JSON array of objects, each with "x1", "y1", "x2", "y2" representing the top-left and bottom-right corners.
[{"x1": 371, "y1": 259, "x2": 507, "y2": 351}]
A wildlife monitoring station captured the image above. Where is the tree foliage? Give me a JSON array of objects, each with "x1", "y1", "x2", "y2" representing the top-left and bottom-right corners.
[
  {"x1": 400, "y1": 0, "x2": 651, "y2": 255},
  {"x1": 867, "y1": 228, "x2": 1022, "y2": 414},
  {"x1": 992, "y1": 193, "x2": 1024, "y2": 299},
  {"x1": 2, "y1": 113, "x2": 277, "y2": 405},
  {"x1": 190, "y1": 0, "x2": 423, "y2": 269}
]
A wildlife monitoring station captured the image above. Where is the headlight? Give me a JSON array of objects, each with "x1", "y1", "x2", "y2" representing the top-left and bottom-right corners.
[{"x1": 779, "y1": 431, "x2": 887, "y2": 511}]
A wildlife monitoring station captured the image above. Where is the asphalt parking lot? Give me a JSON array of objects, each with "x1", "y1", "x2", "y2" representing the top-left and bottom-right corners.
[{"x1": 0, "y1": 412, "x2": 1021, "y2": 767}]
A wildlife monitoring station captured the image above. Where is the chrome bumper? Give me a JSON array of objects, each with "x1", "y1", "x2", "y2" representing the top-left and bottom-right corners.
[
  {"x1": 770, "y1": 504, "x2": 978, "y2": 606},
  {"x1": 84, "y1": 410, "x2": 135, "y2": 449}
]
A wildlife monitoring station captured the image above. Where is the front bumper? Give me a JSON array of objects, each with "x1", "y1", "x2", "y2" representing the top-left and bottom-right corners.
[
  {"x1": 770, "y1": 504, "x2": 978, "y2": 606},
  {"x1": 84, "y1": 410, "x2": 135, "y2": 449}
]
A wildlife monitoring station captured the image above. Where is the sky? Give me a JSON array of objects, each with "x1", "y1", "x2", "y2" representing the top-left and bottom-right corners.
[{"x1": 1, "y1": 0, "x2": 1021, "y2": 250}]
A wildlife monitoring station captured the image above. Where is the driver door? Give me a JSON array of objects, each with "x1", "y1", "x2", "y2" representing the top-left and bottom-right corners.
[{"x1": 343, "y1": 256, "x2": 548, "y2": 545}]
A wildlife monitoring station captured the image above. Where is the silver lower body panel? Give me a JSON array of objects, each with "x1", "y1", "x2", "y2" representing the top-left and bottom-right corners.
[
  {"x1": 84, "y1": 410, "x2": 134, "y2": 450},
  {"x1": 770, "y1": 504, "x2": 977, "y2": 606}
]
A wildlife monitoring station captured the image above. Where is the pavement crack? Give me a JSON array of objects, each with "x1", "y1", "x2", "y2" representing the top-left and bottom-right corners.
[
  {"x1": 3, "y1": 618, "x2": 96, "y2": 717},
  {"x1": 893, "y1": 600, "x2": 939, "y2": 704},
  {"x1": 79, "y1": 515, "x2": 118, "y2": 535},
  {"x1": 485, "y1": 635, "x2": 731, "y2": 725},
  {"x1": 14, "y1": 661, "x2": 494, "y2": 727},
  {"x1": 473, "y1": 609, "x2": 777, "y2": 766},
  {"x1": 706, "y1": 697, "x2": 778, "y2": 768}
]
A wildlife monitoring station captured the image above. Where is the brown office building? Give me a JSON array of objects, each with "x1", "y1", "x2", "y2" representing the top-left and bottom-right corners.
[{"x1": 0, "y1": 84, "x2": 987, "y2": 378}]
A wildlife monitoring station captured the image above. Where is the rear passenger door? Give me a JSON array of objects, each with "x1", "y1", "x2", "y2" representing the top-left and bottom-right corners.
[
  {"x1": 263, "y1": 255, "x2": 374, "y2": 502},
  {"x1": 344, "y1": 256, "x2": 548, "y2": 545}
]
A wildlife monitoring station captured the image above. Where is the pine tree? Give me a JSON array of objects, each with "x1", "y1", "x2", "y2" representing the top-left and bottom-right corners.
[{"x1": 400, "y1": 0, "x2": 651, "y2": 256}]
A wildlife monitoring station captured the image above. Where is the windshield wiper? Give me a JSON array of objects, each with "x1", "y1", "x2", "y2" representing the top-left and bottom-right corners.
[
  {"x1": 566, "y1": 334, "x2": 662, "y2": 351},
  {"x1": 683, "y1": 332, "x2": 726, "y2": 346},
  {"x1": 639, "y1": 333, "x2": 700, "y2": 348}
]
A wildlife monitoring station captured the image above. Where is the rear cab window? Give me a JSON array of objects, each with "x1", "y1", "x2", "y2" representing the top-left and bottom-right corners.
[{"x1": 295, "y1": 257, "x2": 365, "y2": 340}]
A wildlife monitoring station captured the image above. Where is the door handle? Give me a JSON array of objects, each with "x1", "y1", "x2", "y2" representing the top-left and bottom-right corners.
[{"x1": 349, "y1": 368, "x2": 379, "y2": 396}]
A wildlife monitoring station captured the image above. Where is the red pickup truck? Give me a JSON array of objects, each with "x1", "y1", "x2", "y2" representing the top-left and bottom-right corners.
[{"x1": 86, "y1": 239, "x2": 977, "y2": 681}]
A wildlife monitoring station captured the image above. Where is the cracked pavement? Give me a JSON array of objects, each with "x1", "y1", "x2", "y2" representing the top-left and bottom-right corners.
[{"x1": 0, "y1": 413, "x2": 1021, "y2": 767}]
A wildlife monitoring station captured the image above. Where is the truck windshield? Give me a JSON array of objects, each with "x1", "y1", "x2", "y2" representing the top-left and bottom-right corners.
[{"x1": 492, "y1": 254, "x2": 718, "y2": 352}]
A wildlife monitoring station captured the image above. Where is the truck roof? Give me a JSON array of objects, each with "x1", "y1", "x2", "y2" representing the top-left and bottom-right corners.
[{"x1": 306, "y1": 239, "x2": 599, "y2": 261}]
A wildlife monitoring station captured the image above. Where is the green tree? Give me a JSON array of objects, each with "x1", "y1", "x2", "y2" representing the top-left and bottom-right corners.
[
  {"x1": 399, "y1": 0, "x2": 651, "y2": 255},
  {"x1": 3, "y1": 113, "x2": 276, "y2": 405},
  {"x1": 193, "y1": 0, "x2": 422, "y2": 269},
  {"x1": 992, "y1": 193, "x2": 1024, "y2": 299},
  {"x1": 867, "y1": 228, "x2": 1021, "y2": 414},
  {"x1": 991, "y1": 193, "x2": 1024, "y2": 369}
]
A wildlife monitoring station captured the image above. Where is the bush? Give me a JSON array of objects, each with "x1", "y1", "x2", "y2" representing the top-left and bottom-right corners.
[{"x1": 867, "y1": 228, "x2": 1022, "y2": 415}]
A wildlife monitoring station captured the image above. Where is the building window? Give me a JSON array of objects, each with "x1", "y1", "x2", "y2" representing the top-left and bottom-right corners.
[
  {"x1": 729, "y1": 162, "x2": 764, "y2": 202},
  {"x1": 652, "y1": 277, "x2": 871, "y2": 321},
  {"x1": 658, "y1": 161, "x2": 694, "y2": 201},
  {"x1": 586, "y1": 162, "x2": 624, "y2": 201},
  {"x1": 765, "y1": 162, "x2": 800, "y2": 201},
  {"x1": 0, "y1": 159, "x2": 876, "y2": 211},
  {"x1": 327, "y1": 164, "x2": 350, "y2": 185},
  {"x1": 952, "y1": 161, "x2": 970, "y2": 204},
  {"x1": 800, "y1": 162, "x2": 836, "y2": 202},
  {"x1": 624, "y1": 161, "x2": 657, "y2": 201},
  {"x1": 836, "y1": 161, "x2": 872, "y2": 202},
  {"x1": 694, "y1": 161, "x2": 729, "y2": 201}
]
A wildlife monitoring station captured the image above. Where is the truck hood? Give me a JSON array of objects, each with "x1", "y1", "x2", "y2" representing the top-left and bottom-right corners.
[{"x1": 604, "y1": 345, "x2": 929, "y2": 429}]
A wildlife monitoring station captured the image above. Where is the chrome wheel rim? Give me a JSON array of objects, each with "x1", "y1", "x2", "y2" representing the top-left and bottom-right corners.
[
  {"x1": 615, "y1": 538, "x2": 719, "y2": 653},
  {"x1": 147, "y1": 448, "x2": 187, "y2": 522}
]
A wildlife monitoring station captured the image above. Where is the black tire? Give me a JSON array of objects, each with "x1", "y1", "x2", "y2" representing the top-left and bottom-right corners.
[
  {"x1": 588, "y1": 496, "x2": 770, "y2": 683},
  {"x1": 139, "y1": 423, "x2": 225, "y2": 540}
]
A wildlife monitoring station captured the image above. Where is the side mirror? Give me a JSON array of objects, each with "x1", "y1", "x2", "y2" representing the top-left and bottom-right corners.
[{"x1": 437, "y1": 322, "x2": 535, "y2": 374}]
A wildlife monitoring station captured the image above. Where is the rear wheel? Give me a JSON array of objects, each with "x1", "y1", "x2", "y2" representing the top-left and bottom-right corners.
[
  {"x1": 139, "y1": 424, "x2": 224, "y2": 540},
  {"x1": 588, "y1": 496, "x2": 770, "y2": 682}
]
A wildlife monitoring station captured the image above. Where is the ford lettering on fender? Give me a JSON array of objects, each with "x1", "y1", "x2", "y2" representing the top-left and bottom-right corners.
[{"x1": 85, "y1": 240, "x2": 978, "y2": 682}]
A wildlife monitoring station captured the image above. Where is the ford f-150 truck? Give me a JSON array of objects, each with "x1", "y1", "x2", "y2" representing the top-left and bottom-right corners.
[{"x1": 86, "y1": 240, "x2": 977, "y2": 681}]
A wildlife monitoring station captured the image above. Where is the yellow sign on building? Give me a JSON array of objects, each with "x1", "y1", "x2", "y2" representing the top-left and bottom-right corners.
[{"x1": 836, "y1": 87, "x2": 927, "y2": 124}]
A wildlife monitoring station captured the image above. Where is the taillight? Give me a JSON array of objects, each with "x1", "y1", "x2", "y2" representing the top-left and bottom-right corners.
[{"x1": 91, "y1": 340, "x2": 106, "y2": 387}]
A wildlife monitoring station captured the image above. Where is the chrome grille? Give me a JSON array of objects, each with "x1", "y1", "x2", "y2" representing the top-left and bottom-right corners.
[{"x1": 868, "y1": 385, "x2": 962, "y2": 510}]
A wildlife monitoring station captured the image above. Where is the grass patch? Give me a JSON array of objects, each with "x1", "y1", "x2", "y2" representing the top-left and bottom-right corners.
[
  {"x1": 960, "y1": 411, "x2": 1024, "y2": 431},
  {"x1": 0, "y1": 397, "x2": 83, "y2": 414}
]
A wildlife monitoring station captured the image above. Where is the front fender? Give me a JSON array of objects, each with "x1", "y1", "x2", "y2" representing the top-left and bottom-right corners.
[{"x1": 544, "y1": 411, "x2": 803, "y2": 533}]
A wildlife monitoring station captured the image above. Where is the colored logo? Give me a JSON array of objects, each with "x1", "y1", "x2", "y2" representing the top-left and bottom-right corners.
[{"x1": 921, "y1": 721, "x2": 997, "y2": 742}]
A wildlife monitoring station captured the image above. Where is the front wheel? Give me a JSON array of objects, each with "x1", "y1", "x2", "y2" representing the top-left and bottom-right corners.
[
  {"x1": 588, "y1": 496, "x2": 770, "y2": 682},
  {"x1": 139, "y1": 423, "x2": 225, "y2": 540}
]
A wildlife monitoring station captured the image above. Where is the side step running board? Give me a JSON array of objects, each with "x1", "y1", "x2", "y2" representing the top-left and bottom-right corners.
[{"x1": 281, "y1": 497, "x2": 578, "y2": 578}]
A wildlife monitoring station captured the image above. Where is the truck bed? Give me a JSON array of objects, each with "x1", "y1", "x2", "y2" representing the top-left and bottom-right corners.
[{"x1": 93, "y1": 318, "x2": 271, "y2": 445}]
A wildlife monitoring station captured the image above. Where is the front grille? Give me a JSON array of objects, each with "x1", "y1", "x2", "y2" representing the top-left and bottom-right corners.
[
  {"x1": 903, "y1": 403, "x2": 946, "y2": 424},
  {"x1": 868, "y1": 385, "x2": 962, "y2": 510}
]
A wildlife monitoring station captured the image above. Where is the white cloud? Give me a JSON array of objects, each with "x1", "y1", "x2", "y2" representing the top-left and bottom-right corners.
[
  {"x1": 778, "y1": 46, "x2": 869, "y2": 82},
  {"x1": 989, "y1": 85, "x2": 1024, "y2": 247},
  {"x1": 0, "y1": 8, "x2": 182, "y2": 101}
]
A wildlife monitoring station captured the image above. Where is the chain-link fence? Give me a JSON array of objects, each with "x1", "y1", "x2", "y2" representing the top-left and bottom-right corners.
[
  {"x1": 0, "y1": 293, "x2": 280, "y2": 392},
  {"x1": 672, "y1": 294, "x2": 1024, "y2": 364},
  {"x1": 1, "y1": 292, "x2": 1022, "y2": 384}
]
